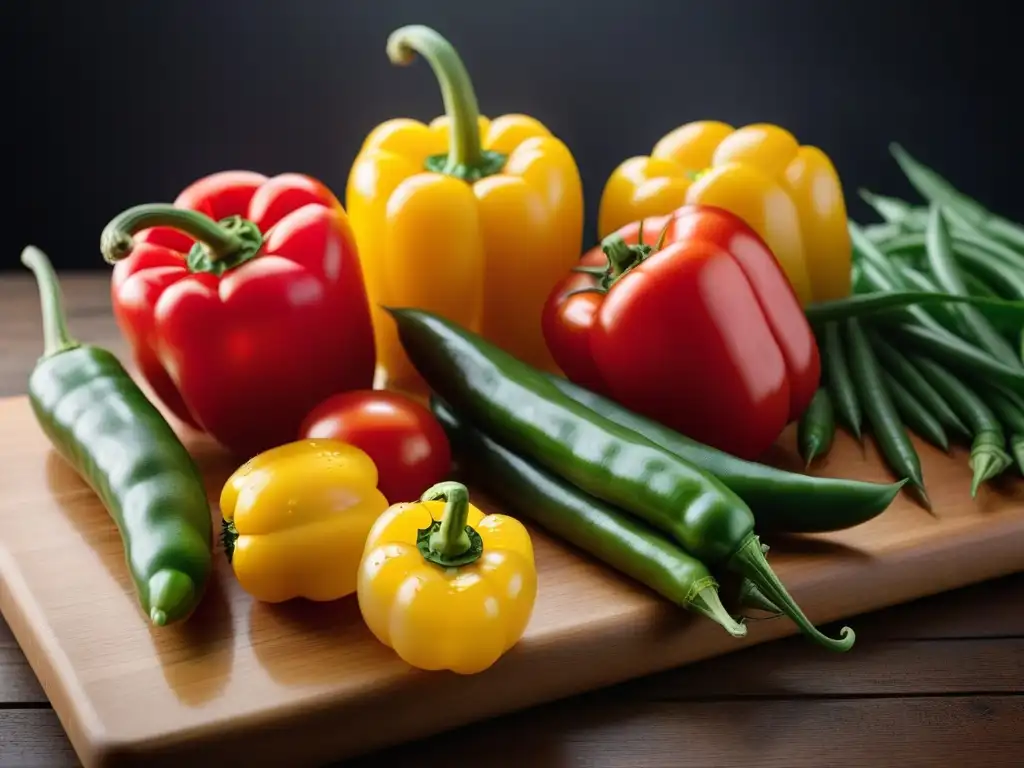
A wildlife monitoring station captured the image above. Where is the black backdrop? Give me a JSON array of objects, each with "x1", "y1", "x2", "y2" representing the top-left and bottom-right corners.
[{"x1": 2, "y1": 0, "x2": 1013, "y2": 271}]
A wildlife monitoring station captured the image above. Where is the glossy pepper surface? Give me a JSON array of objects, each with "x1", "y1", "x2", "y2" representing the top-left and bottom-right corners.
[
  {"x1": 220, "y1": 439, "x2": 389, "y2": 603},
  {"x1": 100, "y1": 171, "x2": 376, "y2": 458},
  {"x1": 598, "y1": 121, "x2": 851, "y2": 304},
  {"x1": 22, "y1": 246, "x2": 212, "y2": 627},
  {"x1": 346, "y1": 25, "x2": 583, "y2": 392},
  {"x1": 543, "y1": 206, "x2": 821, "y2": 460},
  {"x1": 357, "y1": 481, "x2": 537, "y2": 674}
]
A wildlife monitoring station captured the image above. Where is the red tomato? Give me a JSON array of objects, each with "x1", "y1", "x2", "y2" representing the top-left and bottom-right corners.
[{"x1": 299, "y1": 390, "x2": 452, "y2": 504}]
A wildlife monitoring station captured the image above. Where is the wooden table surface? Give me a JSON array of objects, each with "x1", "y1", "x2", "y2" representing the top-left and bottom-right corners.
[{"x1": 1, "y1": 273, "x2": 1022, "y2": 768}]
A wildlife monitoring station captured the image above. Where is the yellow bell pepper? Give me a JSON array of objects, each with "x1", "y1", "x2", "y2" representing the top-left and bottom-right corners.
[
  {"x1": 220, "y1": 439, "x2": 389, "y2": 603},
  {"x1": 597, "y1": 121, "x2": 851, "y2": 304},
  {"x1": 346, "y1": 25, "x2": 583, "y2": 392},
  {"x1": 357, "y1": 481, "x2": 537, "y2": 674}
]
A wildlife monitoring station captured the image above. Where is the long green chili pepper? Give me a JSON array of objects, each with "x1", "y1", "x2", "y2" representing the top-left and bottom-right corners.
[
  {"x1": 867, "y1": 330, "x2": 971, "y2": 442},
  {"x1": 909, "y1": 356, "x2": 1013, "y2": 496},
  {"x1": 978, "y1": 387, "x2": 1024, "y2": 475},
  {"x1": 884, "y1": 321, "x2": 1024, "y2": 396},
  {"x1": 880, "y1": 370, "x2": 948, "y2": 452},
  {"x1": 797, "y1": 388, "x2": 835, "y2": 467},
  {"x1": 431, "y1": 399, "x2": 749, "y2": 637},
  {"x1": 821, "y1": 321, "x2": 862, "y2": 441},
  {"x1": 21, "y1": 246, "x2": 213, "y2": 626},
  {"x1": 890, "y1": 142, "x2": 1024, "y2": 253},
  {"x1": 844, "y1": 318, "x2": 929, "y2": 510},
  {"x1": 924, "y1": 205, "x2": 1021, "y2": 366},
  {"x1": 390, "y1": 307, "x2": 855, "y2": 651}
]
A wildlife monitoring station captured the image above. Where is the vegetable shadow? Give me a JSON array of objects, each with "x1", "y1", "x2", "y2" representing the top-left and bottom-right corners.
[
  {"x1": 45, "y1": 449, "x2": 236, "y2": 707},
  {"x1": 247, "y1": 593, "x2": 397, "y2": 687}
]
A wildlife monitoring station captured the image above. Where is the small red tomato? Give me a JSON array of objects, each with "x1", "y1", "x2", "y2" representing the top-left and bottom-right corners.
[{"x1": 298, "y1": 390, "x2": 452, "y2": 504}]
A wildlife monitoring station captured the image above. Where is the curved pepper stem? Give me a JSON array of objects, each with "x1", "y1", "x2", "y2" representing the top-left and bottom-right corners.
[
  {"x1": 21, "y1": 246, "x2": 80, "y2": 359},
  {"x1": 99, "y1": 204, "x2": 264, "y2": 276},
  {"x1": 729, "y1": 533, "x2": 855, "y2": 652},
  {"x1": 417, "y1": 481, "x2": 484, "y2": 568},
  {"x1": 386, "y1": 25, "x2": 506, "y2": 182}
]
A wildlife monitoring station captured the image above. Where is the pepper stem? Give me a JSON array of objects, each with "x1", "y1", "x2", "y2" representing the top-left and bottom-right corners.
[
  {"x1": 688, "y1": 584, "x2": 747, "y2": 638},
  {"x1": 99, "y1": 204, "x2": 264, "y2": 276},
  {"x1": 21, "y1": 246, "x2": 80, "y2": 359},
  {"x1": 387, "y1": 25, "x2": 506, "y2": 182},
  {"x1": 417, "y1": 481, "x2": 484, "y2": 567},
  {"x1": 728, "y1": 533, "x2": 855, "y2": 652}
]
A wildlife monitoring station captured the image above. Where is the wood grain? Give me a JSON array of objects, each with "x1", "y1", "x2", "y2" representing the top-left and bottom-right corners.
[{"x1": 2, "y1": 273, "x2": 1024, "y2": 768}]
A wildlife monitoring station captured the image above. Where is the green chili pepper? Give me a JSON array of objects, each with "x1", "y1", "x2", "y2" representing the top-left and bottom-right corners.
[
  {"x1": 890, "y1": 142, "x2": 1024, "y2": 253},
  {"x1": 431, "y1": 398, "x2": 750, "y2": 636},
  {"x1": 884, "y1": 321, "x2": 1024, "y2": 396},
  {"x1": 390, "y1": 307, "x2": 855, "y2": 651},
  {"x1": 797, "y1": 388, "x2": 835, "y2": 467},
  {"x1": 924, "y1": 205, "x2": 1021, "y2": 366},
  {"x1": 880, "y1": 370, "x2": 948, "y2": 452},
  {"x1": 821, "y1": 321, "x2": 862, "y2": 441},
  {"x1": 978, "y1": 386, "x2": 1024, "y2": 475},
  {"x1": 544, "y1": 370, "x2": 903, "y2": 535},
  {"x1": 21, "y1": 246, "x2": 213, "y2": 627},
  {"x1": 909, "y1": 355, "x2": 1013, "y2": 496},
  {"x1": 844, "y1": 318, "x2": 929, "y2": 510},
  {"x1": 867, "y1": 331, "x2": 971, "y2": 442}
]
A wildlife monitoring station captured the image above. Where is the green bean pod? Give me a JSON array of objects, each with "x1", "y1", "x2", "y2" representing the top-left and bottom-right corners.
[
  {"x1": 845, "y1": 318, "x2": 929, "y2": 509},
  {"x1": 924, "y1": 206, "x2": 1021, "y2": 366},
  {"x1": 21, "y1": 246, "x2": 213, "y2": 626},
  {"x1": 980, "y1": 387, "x2": 1024, "y2": 475},
  {"x1": 881, "y1": 233, "x2": 1024, "y2": 301},
  {"x1": 880, "y1": 370, "x2": 948, "y2": 451},
  {"x1": 962, "y1": 271, "x2": 1002, "y2": 299},
  {"x1": 867, "y1": 330, "x2": 970, "y2": 442},
  {"x1": 797, "y1": 388, "x2": 835, "y2": 467},
  {"x1": 884, "y1": 321, "x2": 1024, "y2": 396},
  {"x1": 893, "y1": 264, "x2": 967, "y2": 334},
  {"x1": 390, "y1": 307, "x2": 854, "y2": 651},
  {"x1": 432, "y1": 399, "x2": 748, "y2": 637},
  {"x1": 821, "y1": 321, "x2": 862, "y2": 440},
  {"x1": 909, "y1": 356, "x2": 1013, "y2": 496}
]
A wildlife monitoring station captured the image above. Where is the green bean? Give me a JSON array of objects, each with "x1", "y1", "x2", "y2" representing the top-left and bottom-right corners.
[
  {"x1": 892, "y1": 264, "x2": 966, "y2": 334},
  {"x1": 797, "y1": 388, "x2": 835, "y2": 467},
  {"x1": 909, "y1": 356, "x2": 1013, "y2": 496},
  {"x1": 880, "y1": 370, "x2": 948, "y2": 451},
  {"x1": 924, "y1": 205, "x2": 1021, "y2": 366},
  {"x1": 845, "y1": 318, "x2": 929, "y2": 509},
  {"x1": 867, "y1": 330, "x2": 971, "y2": 442},
  {"x1": 849, "y1": 221, "x2": 906, "y2": 287},
  {"x1": 821, "y1": 321, "x2": 861, "y2": 440},
  {"x1": 979, "y1": 386, "x2": 1024, "y2": 475},
  {"x1": 879, "y1": 232, "x2": 1024, "y2": 286},
  {"x1": 858, "y1": 189, "x2": 929, "y2": 230},
  {"x1": 962, "y1": 271, "x2": 1001, "y2": 300},
  {"x1": 953, "y1": 241, "x2": 1024, "y2": 301},
  {"x1": 889, "y1": 143, "x2": 1024, "y2": 252},
  {"x1": 863, "y1": 222, "x2": 906, "y2": 243},
  {"x1": 883, "y1": 321, "x2": 1024, "y2": 396}
]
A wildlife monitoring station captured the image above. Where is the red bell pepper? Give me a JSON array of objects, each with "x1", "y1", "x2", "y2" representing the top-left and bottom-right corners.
[
  {"x1": 542, "y1": 205, "x2": 820, "y2": 460},
  {"x1": 100, "y1": 170, "x2": 376, "y2": 458}
]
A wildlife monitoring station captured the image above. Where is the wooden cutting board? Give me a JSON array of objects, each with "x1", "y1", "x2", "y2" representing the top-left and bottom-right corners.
[{"x1": 2, "y1": 393, "x2": 1024, "y2": 768}]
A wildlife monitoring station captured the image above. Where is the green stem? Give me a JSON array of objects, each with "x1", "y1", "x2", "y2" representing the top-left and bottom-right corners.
[
  {"x1": 387, "y1": 25, "x2": 504, "y2": 182},
  {"x1": 99, "y1": 204, "x2": 264, "y2": 276},
  {"x1": 21, "y1": 246, "x2": 80, "y2": 359},
  {"x1": 418, "y1": 481, "x2": 484, "y2": 567},
  {"x1": 729, "y1": 534, "x2": 855, "y2": 652},
  {"x1": 603, "y1": 234, "x2": 641, "y2": 276}
]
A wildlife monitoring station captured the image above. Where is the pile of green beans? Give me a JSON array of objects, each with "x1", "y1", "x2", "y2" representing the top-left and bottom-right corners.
[{"x1": 800, "y1": 144, "x2": 1024, "y2": 503}]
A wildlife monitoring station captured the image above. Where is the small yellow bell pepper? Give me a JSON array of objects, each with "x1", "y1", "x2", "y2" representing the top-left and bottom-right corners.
[
  {"x1": 597, "y1": 121, "x2": 851, "y2": 304},
  {"x1": 220, "y1": 439, "x2": 389, "y2": 603},
  {"x1": 346, "y1": 25, "x2": 584, "y2": 392},
  {"x1": 357, "y1": 481, "x2": 537, "y2": 675}
]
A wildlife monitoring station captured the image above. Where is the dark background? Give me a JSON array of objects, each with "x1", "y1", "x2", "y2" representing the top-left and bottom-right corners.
[{"x1": 1, "y1": 0, "x2": 1013, "y2": 271}]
